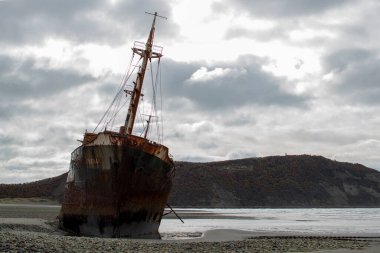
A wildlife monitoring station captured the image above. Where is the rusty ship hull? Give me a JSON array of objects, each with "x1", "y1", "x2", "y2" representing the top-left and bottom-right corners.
[{"x1": 58, "y1": 131, "x2": 174, "y2": 238}]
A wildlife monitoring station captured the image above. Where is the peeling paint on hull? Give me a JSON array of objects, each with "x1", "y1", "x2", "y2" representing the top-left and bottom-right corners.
[{"x1": 58, "y1": 131, "x2": 174, "y2": 238}]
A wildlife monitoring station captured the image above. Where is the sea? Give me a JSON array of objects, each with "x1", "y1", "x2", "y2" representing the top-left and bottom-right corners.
[{"x1": 160, "y1": 208, "x2": 380, "y2": 237}]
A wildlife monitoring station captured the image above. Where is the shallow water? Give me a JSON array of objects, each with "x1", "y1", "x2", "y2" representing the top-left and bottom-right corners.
[
  {"x1": 160, "y1": 208, "x2": 380, "y2": 236},
  {"x1": 0, "y1": 204, "x2": 378, "y2": 237}
]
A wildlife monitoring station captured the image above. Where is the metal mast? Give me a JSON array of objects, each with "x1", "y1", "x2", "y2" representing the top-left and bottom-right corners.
[{"x1": 124, "y1": 12, "x2": 165, "y2": 135}]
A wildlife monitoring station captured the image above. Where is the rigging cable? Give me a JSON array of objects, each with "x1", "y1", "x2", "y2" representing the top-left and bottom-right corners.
[
  {"x1": 93, "y1": 55, "x2": 142, "y2": 132},
  {"x1": 149, "y1": 59, "x2": 159, "y2": 142},
  {"x1": 107, "y1": 56, "x2": 143, "y2": 130},
  {"x1": 154, "y1": 58, "x2": 162, "y2": 143},
  {"x1": 159, "y1": 58, "x2": 164, "y2": 143},
  {"x1": 94, "y1": 54, "x2": 134, "y2": 132}
]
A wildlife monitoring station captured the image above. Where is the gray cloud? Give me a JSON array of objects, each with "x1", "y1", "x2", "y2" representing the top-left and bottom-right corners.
[
  {"x1": 0, "y1": 54, "x2": 104, "y2": 183},
  {"x1": 213, "y1": 0, "x2": 349, "y2": 18},
  {"x1": 222, "y1": 1, "x2": 364, "y2": 46},
  {"x1": 324, "y1": 49, "x2": 372, "y2": 72},
  {"x1": 323, "y1": 49, "x2": 380, "y2": 105},
  {"x1": 0, "y1": 0, "x2": 178, "y2": 46},
  {"x1": 0, "y1": 55, "x2": 96, "y2": 104},
  {"x1": 225, "y1": 26, "x2": 287, "y2": 41},
  {"x1": 158, "y1": 55, "x2": 309, "y2": 111},
  {"x1": 289, "y1": 128, "x2": 368, "y2": 146}
]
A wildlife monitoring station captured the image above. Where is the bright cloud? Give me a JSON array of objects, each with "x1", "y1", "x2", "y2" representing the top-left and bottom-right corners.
[{"x1": 187, "y1": 67, "x2": 245, "y2": 83}]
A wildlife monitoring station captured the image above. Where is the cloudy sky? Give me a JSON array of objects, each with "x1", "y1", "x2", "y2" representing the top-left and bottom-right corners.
[{"x1": 1, "y1": 0, "x2": 380, "y2": 183}]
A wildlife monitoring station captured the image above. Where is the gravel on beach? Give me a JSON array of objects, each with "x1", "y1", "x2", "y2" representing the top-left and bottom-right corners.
[{"x1": 0, "y1": 223, "x2": 371, "y2": 253}]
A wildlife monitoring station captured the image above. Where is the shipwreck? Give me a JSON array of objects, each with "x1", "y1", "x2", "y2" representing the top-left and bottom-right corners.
[{"x1": 58, "y1": 12, "x2": 175, "y2": 238}]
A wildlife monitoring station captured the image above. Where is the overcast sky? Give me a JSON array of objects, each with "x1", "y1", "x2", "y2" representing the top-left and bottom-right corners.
[{"x1": 1, "y1": 0, "x2": 380, "y2": 183}]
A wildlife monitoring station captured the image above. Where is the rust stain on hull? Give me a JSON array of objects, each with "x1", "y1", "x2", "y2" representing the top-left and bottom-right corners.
[{"x1": 58, "y1": 132, "x2": 174, "y2": 238}]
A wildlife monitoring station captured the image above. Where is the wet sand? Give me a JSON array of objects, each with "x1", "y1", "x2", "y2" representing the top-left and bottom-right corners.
[{"x1": 0, "y1": 203, "x2": 379, "y2": 252}]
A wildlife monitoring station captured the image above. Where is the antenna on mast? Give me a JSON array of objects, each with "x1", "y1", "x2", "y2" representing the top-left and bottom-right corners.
[{"x1": 145, "y1": 11, "x2": 167, "y2": 20}]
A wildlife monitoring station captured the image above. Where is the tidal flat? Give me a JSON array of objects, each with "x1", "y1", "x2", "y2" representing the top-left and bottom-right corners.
[{"x1": 0, "y1": 202, "x2": 379, "y2": 252}]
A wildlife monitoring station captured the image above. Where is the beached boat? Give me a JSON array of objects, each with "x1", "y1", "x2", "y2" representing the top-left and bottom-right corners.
[{"x1": 58, "y1": 12, "x2": 174, "y2": 238}]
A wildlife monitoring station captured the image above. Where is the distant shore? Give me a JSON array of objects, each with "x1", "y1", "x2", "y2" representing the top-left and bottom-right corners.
[
  {"x1": 0, "y1": 202, "x2": 379, "y2": 252},
  {"x1": 0, "y1": 197, "x2": 59, "y2": 205}
]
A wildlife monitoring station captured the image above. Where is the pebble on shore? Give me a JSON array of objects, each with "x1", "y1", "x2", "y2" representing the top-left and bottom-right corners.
[{"x1": 0, "y1": 223, "x2": 370, "y2": 253}]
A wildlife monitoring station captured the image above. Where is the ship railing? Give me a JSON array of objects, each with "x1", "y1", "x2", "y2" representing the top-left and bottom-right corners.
[
  {"x1": 133, "y1": 41, "x2": 145, "y2": 51},
  {"x1": 133, "y1": 41, "x2": 163, "y2": 56},
  {"x1": 152, "y1": 45, "x2": 163, "y2": 55}
]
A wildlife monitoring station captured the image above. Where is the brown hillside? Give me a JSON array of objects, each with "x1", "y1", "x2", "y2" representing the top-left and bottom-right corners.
[
  {"x1": 168, "y1": 155, "x2": 380, "y2": 207},
  {"x1": 0, "y1": 173, "x2": 67, "y2": 201}
]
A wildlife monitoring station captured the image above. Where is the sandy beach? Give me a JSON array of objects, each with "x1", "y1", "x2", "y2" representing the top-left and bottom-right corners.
[{"x1": 0, "y1": 203, "x2": 379, "y2": 252}]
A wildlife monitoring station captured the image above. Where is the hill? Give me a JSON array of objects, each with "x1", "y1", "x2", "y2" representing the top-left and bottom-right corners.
[
  {"x1": 1, "y1": 155, "x2": 380, "y2": 207},
  {"x1": 169, "y1": 155, "x2": 380, "y2": 207},
  {"x1": 0, "y1": 173, "x2": 67, "y2": 201}
]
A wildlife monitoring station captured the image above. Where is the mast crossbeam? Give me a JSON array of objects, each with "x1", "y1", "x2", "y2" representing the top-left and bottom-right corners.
[{"x1": 123, "y1": 12, "x2": 165, "y2": 136}]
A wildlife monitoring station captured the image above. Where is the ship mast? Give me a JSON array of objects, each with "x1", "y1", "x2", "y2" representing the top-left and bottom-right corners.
[{"x1": 124, "y1": 12, "x2": 165, "y2": 135}]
